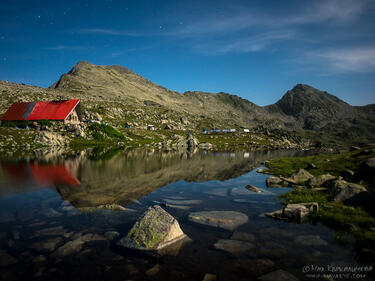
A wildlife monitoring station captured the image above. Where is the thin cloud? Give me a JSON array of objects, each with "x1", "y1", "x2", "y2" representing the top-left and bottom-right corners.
[
  {"x1": 44, "y1": 45, "x2": 86, "y2": 51},
  {"x1": 106, "y1": 46, "x2": 154, "y2": 58},
  {"x1": 72, "y1": 0, "x2": 373, "y2": 55},
  {"x1": 76, "y1": 28, "x2": 146, "y2": 37},
  {"x1": 310, "y1": 47, "x2": 375, "y2": 73},
  {"x1": 193, "y1": 30, "x2": 296, "y2": 55}
]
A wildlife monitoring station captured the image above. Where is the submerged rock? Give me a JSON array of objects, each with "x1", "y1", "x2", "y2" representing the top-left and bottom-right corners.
[
  {"x1": 202, "y1": 273, "x2": 216, "y2": 281},
  {"x1": 230, "y1": 231, "x2": 256, "y2": 243},
  {"x1": 104, "y1": 231, "x2": 120, "y2": 240},
  {"x1": 145, "y1": 264, "x2": 161, "y2": 277},
  {"x1": 214, "y1": 239, "x2": 255, "y2": 255},
  {"x1": 188, "y1": 211, "x2": 248, "y2": 231},
  {"x1": 44, "y1": 208, "x2": 63, "y2": 218},
  {"x1": 29, "y1": 237, "x2": 63, "y2": 253},
  {"x1": 117, "y1": 205, "x2": 186, "y2": 250},
  {"x1": 0, "y1": 251, "x2": 18, "y2": 266},
  {"x1": 258, "y1": 269, "x2": 299, "y2": 281},
  {"x1": 51, "y1": 233, "x2": 106, "y2": 257},
  {"x1": 265, "y1": 203, "x2": 318, "y2": 222},
  {"x1": 294, "y1": 235, "x2": 328, "y2": 246},
  {"x1": 96, "y1": 204, "x2": 126, "y2": 211}
]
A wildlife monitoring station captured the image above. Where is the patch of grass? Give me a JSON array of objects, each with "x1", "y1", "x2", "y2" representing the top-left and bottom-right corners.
[
  {"x1": 279, "y1": 187, "x2": 330, "y2": 205},
  {"x1": 88, "y1": 123, "x2": 125, "y2": 140}
]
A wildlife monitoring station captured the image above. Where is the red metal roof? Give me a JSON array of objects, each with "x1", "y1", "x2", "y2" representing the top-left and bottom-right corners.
[{"x1": 0, "y1": 99, "x2": 80, "y2": 121}]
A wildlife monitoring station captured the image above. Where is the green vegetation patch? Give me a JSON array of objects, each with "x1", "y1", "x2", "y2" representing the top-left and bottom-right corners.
[
  {"x1": 88, "y1": 123, "x2": 125, "y2": 140},
  {"x1": 279, "y1": 187, "x2": 330, "y2": 205},
  {"x1": 264, "y1": 149, "x2": 375, "y2": 177}
]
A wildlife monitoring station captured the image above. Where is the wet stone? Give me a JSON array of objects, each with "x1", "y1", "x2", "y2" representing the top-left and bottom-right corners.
[
  {"x1": 0, "y1": 251, "x2": 18, "y2": 266},
  {"x1": 0, "y1": 212, "x2": 16, "y2": 223},
  {"x1": 12, "y1": 231, "x2": 20, "y2": 240},
  {"x1": 234, "y1": 259, "x2": 275, "y2": 277},
  {"x1": 44, "y1": 208, "x2": 63, "y2": 218},
  {"x1": 51, "y1": 233, "x2": 106, "y2": 257},
  {"x1": 145, "y1": 264, "x2": 161, "y2": 277},
  {"x1": 104, "y1": 231, "x2": 120, "y2": 240},
  {"x1": 188, "y1": 211, "x2": 248, "y2": 231},
  {"x1": 245, "y1": 184, "x2": 262, "y2": 193},
  {"x1": 258, "y1": 269, "x2": 299, "y2": 281},
  {"x1": 230, "y1": 231, "x2": 256, "y2": 243},
  {"x1": 214, "y1": 239, "x2": 255, "y2": 255},
  {"x1": 294, "y1": 235, "x2": 328, "y2": 246},
  {"x1": 31, "y1": 226, "x2": 66, "y2": 238},
  {"x1": 33, "y1": 255, "x2": 47, "y2": 263},
  {"x1": 29, "y1": 237, "x2": 63, "y2": 253},
  {"x1": 202, "y1": 273, "x2": 216, "y2": 281}
]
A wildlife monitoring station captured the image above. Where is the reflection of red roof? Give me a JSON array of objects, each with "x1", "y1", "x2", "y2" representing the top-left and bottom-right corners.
[
  {"x1": 2, "y1": 163, "x2": 80, "y2": 186},
  {"x1": 0, "y1": 99, "x2": 80, "y2": 121},
  {"x1": 29, "y1": 164, "x2": 80, "y2": 186}
]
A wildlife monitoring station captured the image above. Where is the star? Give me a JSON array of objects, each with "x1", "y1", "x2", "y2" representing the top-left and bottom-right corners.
[{"x1": 37, "y1": 15, "x2": 41, "y2": 19}]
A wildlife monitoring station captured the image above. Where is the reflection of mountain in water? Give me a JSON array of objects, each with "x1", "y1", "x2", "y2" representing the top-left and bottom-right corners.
[{"x1": 55, "y1": 149, "x2": 306, "y2": 209}]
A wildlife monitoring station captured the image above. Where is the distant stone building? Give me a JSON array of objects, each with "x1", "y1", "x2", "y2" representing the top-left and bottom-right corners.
[{"x1": 0, "y1": 99, "x2": 82, "y2": 124}]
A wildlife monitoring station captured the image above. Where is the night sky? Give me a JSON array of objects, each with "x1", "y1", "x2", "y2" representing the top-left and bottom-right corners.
[{"x1": 0, "y1": 0, "x2": 374, "y2": 106}]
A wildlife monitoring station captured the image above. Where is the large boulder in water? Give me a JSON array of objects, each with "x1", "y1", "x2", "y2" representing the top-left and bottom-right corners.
[
  {"x1": 188, "y1": 210, "x2": 248, "y2": 231},
  {"x1": 117, "y1": 205, "x2": 186, "y2": 250}
]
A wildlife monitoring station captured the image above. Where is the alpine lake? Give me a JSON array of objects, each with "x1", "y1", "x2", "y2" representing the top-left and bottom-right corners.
[{"x1": 0, "y1": 147, "x2": 372, "y2": 281}]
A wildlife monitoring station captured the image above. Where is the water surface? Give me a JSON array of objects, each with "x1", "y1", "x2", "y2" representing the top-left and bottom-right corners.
[{"x1": 0, "y1": 148, "x2": 370, "y2": 281}]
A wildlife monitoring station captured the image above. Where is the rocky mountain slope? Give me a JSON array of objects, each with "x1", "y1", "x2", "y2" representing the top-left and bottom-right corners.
[{"x1": 1, "y1": 61, "x2": 375, "y2": 145}]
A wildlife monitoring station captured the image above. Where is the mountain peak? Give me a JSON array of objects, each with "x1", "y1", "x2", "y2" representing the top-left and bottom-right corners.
[{"x1": 274, "y1": 84, "x2": 353, "y2": 129}]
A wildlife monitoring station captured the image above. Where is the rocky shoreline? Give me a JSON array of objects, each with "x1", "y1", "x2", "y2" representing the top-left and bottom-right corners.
[{"x1": 258, "y1": 146, "x2": 375, "y2": 261}]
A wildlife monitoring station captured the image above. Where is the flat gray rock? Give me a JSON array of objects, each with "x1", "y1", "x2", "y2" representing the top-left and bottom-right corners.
[{"x1": 188, "y1": 211, "x2": 248, "y2": 231}]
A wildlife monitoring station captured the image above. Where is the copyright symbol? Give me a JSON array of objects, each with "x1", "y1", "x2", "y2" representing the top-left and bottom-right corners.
[{"x1": 303, "y1": 265, "x2": 310, "y2": 273}]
